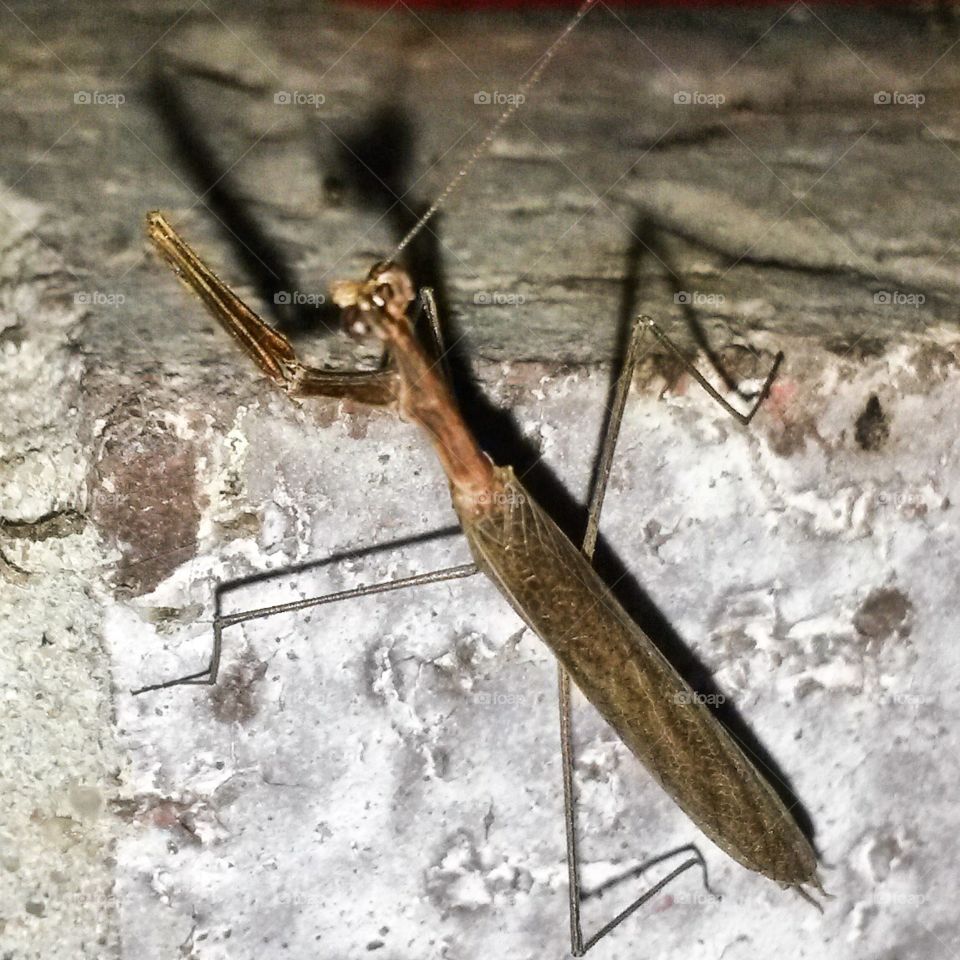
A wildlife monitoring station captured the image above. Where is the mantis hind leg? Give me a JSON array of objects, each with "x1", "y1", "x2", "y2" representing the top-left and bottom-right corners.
[
  {"x1": 557, "y1": 309, "x2": 704, "y2": 953},
  {"x1": 557, "y1": 305, "x2": 780, "y2": 952}
]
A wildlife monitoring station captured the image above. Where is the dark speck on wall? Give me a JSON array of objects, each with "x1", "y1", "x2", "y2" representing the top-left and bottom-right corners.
[{"x1": 855, "y1": 394, "x2": 890, "y2": 451}]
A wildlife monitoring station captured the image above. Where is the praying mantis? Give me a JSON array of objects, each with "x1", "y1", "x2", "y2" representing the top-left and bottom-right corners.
[
  {"x1": 136, "y1": 219, "x2": 823, "y2": 951},
  {"x1": 132, "y1": 2, "x2": 825, "y2": 954}
]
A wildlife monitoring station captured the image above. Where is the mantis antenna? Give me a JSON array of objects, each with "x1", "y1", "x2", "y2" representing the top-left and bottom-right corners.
[{"x1": 390, "y1": 0, "x2": 599, "y2": 259}]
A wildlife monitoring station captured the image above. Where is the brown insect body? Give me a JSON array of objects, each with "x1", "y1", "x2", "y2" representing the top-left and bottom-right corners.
[
  {"x1": 332, "y1": 260, "x2": 820, "y2": 893},
  {"x1": 146, "y1": 214, "x2": 822, "y2": 900}
]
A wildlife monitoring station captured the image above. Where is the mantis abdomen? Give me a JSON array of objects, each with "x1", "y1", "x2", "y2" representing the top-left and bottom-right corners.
[{"x1": 459, "y1": 465, "x2": 819, "y2": 891}]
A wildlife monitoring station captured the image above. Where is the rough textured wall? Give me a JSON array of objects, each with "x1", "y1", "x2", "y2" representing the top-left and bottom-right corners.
[{"x1": 1, "y1": 3, "x2": 958, "y2": 959}]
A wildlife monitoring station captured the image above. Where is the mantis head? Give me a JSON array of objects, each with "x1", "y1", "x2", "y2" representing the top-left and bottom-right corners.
[{"x1": 330, "y1": 262, "x2": 415, "y2": 343}]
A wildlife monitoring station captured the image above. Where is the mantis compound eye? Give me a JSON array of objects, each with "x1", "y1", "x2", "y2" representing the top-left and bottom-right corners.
[
  {"x1": 374, "y1": 283, "x2": 394, "y2": 307},
  {"x1": 368, "y1": 268, "x2": 415, "y2": 322}
]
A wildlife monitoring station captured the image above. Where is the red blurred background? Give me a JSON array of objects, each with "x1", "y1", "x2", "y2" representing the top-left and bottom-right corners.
[{"x1": 350, "y1": 1, "x2": 923, "y2": 7}]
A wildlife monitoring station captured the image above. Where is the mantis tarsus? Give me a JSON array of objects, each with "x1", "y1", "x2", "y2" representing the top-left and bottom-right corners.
[{"x1": 134, "y1": 2, "x2": 825, "y2": 952}]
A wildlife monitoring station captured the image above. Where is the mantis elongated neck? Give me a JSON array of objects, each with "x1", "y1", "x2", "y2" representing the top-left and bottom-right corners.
[{"x1": 382, "y1": 314, "x2": 496, "y2": 512}]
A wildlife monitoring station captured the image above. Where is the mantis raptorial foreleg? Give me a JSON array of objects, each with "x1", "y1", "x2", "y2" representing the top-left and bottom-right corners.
[{"x1": 148, "y1": 212, "x2": 399, "y2": 406}]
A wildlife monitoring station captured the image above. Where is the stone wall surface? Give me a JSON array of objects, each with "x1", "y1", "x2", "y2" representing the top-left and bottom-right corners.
[{"x1": 0, "y1": 3, "x2": 958, "y2": 959}]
